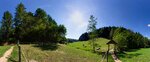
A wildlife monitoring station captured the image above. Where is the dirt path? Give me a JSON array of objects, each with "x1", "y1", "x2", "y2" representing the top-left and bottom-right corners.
[
  {"x1": 110, "y1": 51, "x2": 122, "y2": 62},
  {"x1": 0, "y1": 46, "x2": 14, "y2": 62}
]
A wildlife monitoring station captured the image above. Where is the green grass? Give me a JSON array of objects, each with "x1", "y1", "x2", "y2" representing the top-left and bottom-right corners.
[
  {"x1": 118, "y1": 48, "x2": 150, "y2": 62},
  {"x1": 9, "y1": 44, "x2": 110, "y2": 62},
  {"x1": 8, "y1": 46, "x2": 18, "y2": 62},
  {"x1": 9, "y1": 44, "x2": 114, "y2": 62},
  {"x1": 9, "y1": 38, "x2": 150, "y2": 62},
  {"x1": 9, "y1": 38, "x2": 114, "y2": 62},
  {"x1": 0, "y1": 46, "x2": 11, "y2": 57},
  {"x1": 67, "y1": 38, "x2": 114, "y2": 62},
  {"x1": 67, "y1": 38, "x2": 111, "y2": 52}
]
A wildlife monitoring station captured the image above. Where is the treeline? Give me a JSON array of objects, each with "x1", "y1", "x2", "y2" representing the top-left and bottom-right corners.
[
  {"x1": 79, "y1": 26, "x2": 150, "y2": 51},
  {"x1": 0, "y1": 3, "x2": 66, "y2": 45}
]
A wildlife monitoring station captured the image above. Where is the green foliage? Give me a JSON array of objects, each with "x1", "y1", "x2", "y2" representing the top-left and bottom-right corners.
[
  {"x1": 87, "y1": 15, "x2": 97, "y2": 33},
  {"x1": 1, "y1": 11, "x2": 13, "y2": 43},
  {"x1": 14, "y1": 3, "x2": 26, "y2": 40},
  {"x1": 79, "y1": 32, "x2": 89, "y2": 41},
  {"x1": 113, "y1": 27, "x2": 150, "y2": 51},
  {"x1": 0, "y1": 3, "x2": 67, "y2": 44},
  {"x1": 113, "y1": 32, "x2": 128, "y2": 51}
]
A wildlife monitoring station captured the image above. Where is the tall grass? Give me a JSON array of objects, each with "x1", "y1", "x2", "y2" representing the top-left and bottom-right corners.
[
  {"x1": 9, "y1": 44, "x2": 111, "y2": 62},
  {"x1": 8, "y1": 38, "x2": 115, "y2": 62}
]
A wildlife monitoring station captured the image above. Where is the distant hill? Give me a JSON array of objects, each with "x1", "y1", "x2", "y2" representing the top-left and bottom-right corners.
[
  {"x1": 79, "y1": 26, "x2": 150, "y2": 51},
  {"x1": 68, "y1": 38, "x2": 110, "y2": 52},
  {"x1": 67, "y1": 38, "x2": 78, "y2": 42}
]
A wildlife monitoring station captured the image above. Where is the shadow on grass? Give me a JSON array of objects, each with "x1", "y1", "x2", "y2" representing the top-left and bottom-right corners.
[
  {"x1": 33, "y1": 43, "x2": 59, "y2": 51},
  {"x1": 126, "y1": 49, "x2": 140, "y2": 52},
  {"x1": 8, "y1": 57, "x2": 18, "y2": 62},
  {"x1": 117, "y1": 50, "x2": 142, "y2": 59},
  {"x1": 118, "y1": 53, "x2": 141, "y2": 58}
]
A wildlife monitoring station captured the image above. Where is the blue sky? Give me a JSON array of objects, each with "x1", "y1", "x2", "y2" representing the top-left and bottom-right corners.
[{"x1": 0, "y1": 0, "x2": 150, "y2": 39}]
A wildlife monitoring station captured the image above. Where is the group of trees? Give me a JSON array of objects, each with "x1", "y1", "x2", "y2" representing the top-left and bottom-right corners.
[
  {"x1": 80, "y1": 26, "x2": 150, "y2": 51},
  {"x1": 0, "y1": 3, "x2": 66, "y2": 45}
]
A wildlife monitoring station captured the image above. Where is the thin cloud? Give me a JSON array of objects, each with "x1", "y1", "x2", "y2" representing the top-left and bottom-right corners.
[
  {"x1": 64, "y1": 10, "x2": 88, "y2": 39},
  {"x1": 148, "y1": 24, "x2": 150, "y2": 27},
  {"x1": 63, "y1": 3, "x2": 97, "y2": 39}
]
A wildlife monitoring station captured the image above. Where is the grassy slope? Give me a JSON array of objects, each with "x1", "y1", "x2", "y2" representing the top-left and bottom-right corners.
[
  {"x1": 67, "y1": 38, "x2": 114, "y2": 62},
  {"x1": 72, "y1": 38, "x2": 150, "y2": 62},
  {"x1": 9, "y1": 44, "x2": 104, "y2": 62},
  {"x1": 118, "y1": 48, "x2": 150, "y2": 62},
  {"x1": 9, "y1": 38, "x2": 114, "y2": 62},
  {"x1": 9, "y1": 38, "x2": 150, "y2": 62},
  {"x1": 0, "y1": 46, "x2": 11, "y2": 57},
  {"x1": 68, "y1": 38, "x2": 111, "y2": 52}
]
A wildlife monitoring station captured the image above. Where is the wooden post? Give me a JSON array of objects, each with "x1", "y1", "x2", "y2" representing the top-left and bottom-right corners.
[
  {"x1": 19, "y1": 45, "x2": 21, "y2": 62},
  {"x1": 107, "y1": 44, "x2": 109, "y2": 62},
  {"x1": 18, "y1": 40, "x2": 21, "y2": 62},
  {"x1": 114, "y1": 44, "x2": 116, "y2": 54},
  {"x1": 107, "y1": 51, "x2": 108, "y2": 62}
]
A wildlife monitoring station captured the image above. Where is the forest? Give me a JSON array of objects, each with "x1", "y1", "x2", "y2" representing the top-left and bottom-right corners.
[{"x1": 0, "y1": 3, "x2": 66, "y2": 45}]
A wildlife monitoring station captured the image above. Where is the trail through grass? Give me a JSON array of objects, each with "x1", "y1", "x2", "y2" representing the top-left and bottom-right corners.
[
  {"x1": 9, "y1": 44, "x2": 110, "y2": 62},
  {"x1": 9, "y1": 38, "x2": 115, "y2": 62},
  {"x1": 0, "y1": 46, "x2": 11, "y2": 57},
  {"x1": 8, "y1": 46, "x2": 18, "y2": 62}
]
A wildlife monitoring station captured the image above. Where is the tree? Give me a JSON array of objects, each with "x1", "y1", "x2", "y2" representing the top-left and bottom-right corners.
[
  {"x1": 87, "y1": 15, "x2": 97, "y2": 52},
  {"x1": 14, "y1": 3, "x2": 26, "y2": 41},
  {"x1": 45, "y1": 15, "x2": 66, "y2": 43},
  {"x1": 1, "y1": 11, "x2": 12, "y2": 44},
  {"x1": 0, "y1": 3, "x2": 67, "y2": 45},
  {"x1": 21, "y1": 12, "x2": 35, "y2": 42},
  {"x1": 57, "y1": 25, "x2": 67, "y2": 43},
  {"x1": 33, "y1": 8, "x2": 48, "y2": 44}
]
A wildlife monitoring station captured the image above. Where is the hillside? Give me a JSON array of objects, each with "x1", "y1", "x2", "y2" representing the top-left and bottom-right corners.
[
  {"x1": 79, "y1": 26, "x2": 150, "y2": 51},
  {"x1": 9, "y1": 45, "x2": 113, "y2": 62},
  {"x1": 68, "y1": 38, "x2": 111, "y2": 52},
  {"x1": 8, "y1": 38, "x2": 115, "y2": 62}
]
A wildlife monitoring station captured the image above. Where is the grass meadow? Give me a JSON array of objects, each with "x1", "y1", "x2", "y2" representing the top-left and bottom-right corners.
[
  {"x1": 6, "y1": 38, "x2": 150, "y2": 62},
  {"x1": 7, "y1": 38, "x2": 150, "y2": 62},
  {"x1": 8, "y1": 38, "x2": 115, "y2": 62},
  {"x1": 118, "y1": 48, "x2": 150, "y2": 62},
  {"x1": 9, "y1": 44, "x2": 107, "y2": 62},
  {"x1": 0, "y1": 46, "x2": 11, "y2": 57},
  {"x1": 67, "y1": 38, "x2": 110, "y2": 52}
]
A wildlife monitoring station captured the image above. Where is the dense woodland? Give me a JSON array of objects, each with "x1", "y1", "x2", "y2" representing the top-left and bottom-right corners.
[
  {"x1": 79, "y1": 26, "x2": 150, "y2": 51},
  {"x1": 0, "y1": 3, "x2": 66, "y2": 45}
]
